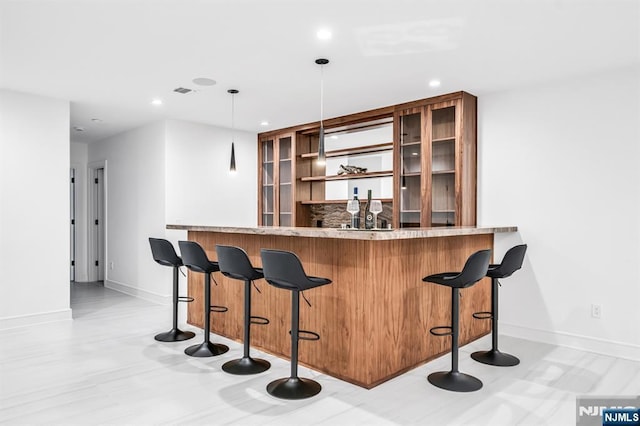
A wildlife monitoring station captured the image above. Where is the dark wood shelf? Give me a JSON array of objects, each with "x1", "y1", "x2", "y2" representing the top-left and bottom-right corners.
[
  {"x1": 300, "y1": 142, "x2": 393, "y2": 159},
  {"x1": 300, "y1": 170, "x2": 393, "y2": 182}
]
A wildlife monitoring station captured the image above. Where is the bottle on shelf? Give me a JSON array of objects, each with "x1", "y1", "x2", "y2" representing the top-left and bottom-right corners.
[
  {"x1": 352, "y1": 187, "x2": 360, "y2": 229},
  {"x1": 364, "y1": 189, "x2": 374, "y2": 230}
]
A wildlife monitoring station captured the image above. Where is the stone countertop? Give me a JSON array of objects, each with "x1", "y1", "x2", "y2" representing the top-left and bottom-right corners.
[{"x1": 166, "y1": 225, "x2": 518, "y2": 241}]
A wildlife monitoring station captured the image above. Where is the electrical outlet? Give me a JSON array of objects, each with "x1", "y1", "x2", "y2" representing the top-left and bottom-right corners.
[
  {"x1": 109, "y1": 261, "x2": 114, "y2": 270},
  {"x1": 591, "y1": 304, "x2": 602, "y2": 319}
]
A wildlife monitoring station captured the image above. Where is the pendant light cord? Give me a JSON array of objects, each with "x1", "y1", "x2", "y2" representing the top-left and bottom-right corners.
[
  {"x1": 228, "y1": 89, "x2": 239, "y2": 173},
  {"x1": 320, "y1": 64, "x2": 324, "y2": 129},
  {"x1": 231, "y1": 92, "x2": 235, "y2": 143}
]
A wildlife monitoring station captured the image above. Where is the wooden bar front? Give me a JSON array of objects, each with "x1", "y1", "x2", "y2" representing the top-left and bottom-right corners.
[{"x1": 173, "y1": 226, "x2": 513, "y2": 388}]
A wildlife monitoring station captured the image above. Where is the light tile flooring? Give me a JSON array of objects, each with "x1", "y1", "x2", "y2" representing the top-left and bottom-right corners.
[{"x1": 1, "y1": 282, "x2": 638, "y2": 425}]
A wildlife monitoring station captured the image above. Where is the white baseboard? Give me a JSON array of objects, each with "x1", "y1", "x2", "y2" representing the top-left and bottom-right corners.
[
  {"x1": 0, "y1": 308, "x2": 72, "y2": 330},
  {"x1": 501, "y1": 322, "x2": 640, "y2": 362},
  {"x1": 105, "y1": 280, "x2": 170, "y2": 305}
]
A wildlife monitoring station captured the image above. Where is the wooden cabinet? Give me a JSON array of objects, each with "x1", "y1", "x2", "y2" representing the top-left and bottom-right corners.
[
  {"x1": 394, "y1": 92, "x2": 477, "y2": 228},
  {"x1": 258, "y1": 91, "x2": 477, "y2": 228},
  {"x1": 258, "y1": 132, "x2": 295, "y2": 226}
]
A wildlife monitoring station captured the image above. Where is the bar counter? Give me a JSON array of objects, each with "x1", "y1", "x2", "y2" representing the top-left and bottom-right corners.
[{"x1": 167, "y1": 225, "x2": 517, "y2": 388}]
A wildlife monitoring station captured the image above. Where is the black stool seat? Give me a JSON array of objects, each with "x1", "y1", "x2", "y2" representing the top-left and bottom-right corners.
[
  {"x1": 423, "y1": 249, "x2": 491, "y2": 392},
  {"x1": 178, "y1": 240, "x2": 229, "y2": 358},
  {"x1": 471, "y1": 244, "x2": 527, "y2": 367},
  {"x1": 149, "y1": 238, "x2": 195, "y2": 342},
  {"x1": 260, "y1": 249, "x2": 331, "y2": 400},
  {"x1": 216, "y1": 245, "x2": 271, "y2": 375}
]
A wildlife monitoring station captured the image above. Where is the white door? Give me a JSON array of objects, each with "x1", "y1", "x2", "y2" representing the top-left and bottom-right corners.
[
  {"x1": 95, "y1": 168, "x2": 105, "y2": 281},
  {"x1": 70, "y1": 168, "x2": 76, "y2": 281}
]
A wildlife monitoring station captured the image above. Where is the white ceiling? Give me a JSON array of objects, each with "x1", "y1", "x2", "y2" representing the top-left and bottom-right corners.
[{"x1": 1, "y1": 0, "x2": 638, "y2": 143}]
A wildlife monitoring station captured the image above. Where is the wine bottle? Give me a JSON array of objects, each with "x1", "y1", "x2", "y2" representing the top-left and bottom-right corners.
[
  {"x1": 364, "y1": 189, "x2": 374, "y2": 229},
  {"x1": 352, "y1": 187, "x2": 360, "y2": 229}
]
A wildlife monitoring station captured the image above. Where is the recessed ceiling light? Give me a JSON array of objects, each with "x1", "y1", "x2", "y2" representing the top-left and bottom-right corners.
[
  {"x1": 260, "y1": 121, "x2": 269, "y2": 126},
  {"x1": 429, "y1": 79, "x2": 441, "y2": 88},
  {"x1": 73, "y1": 126, "x2": 85, "y2": 132},
  {"x1": 317, "y1": 28, "x2": 332, "y2": 40},
  {"x1": 151, "y1": 98, "x2": 163, "y2": 106},
  {"x1": 91, "y1": 118, "x2": 102, "y2": 123},
  {"x1": 192, "y1": 77, "x2": 216, "y2": 86}
]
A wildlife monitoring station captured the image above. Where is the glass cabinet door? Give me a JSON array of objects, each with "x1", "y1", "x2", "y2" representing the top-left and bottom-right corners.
[
  {"x1": 399, "y1": 111, "x2": 422, "y2": 228},
  {"x1": 261, "y1": 139, "x2": 274, "y2": 226},
  {"x1": 278, "y1": 135, "x2": 292, "y2": 226},
  {"x1": 430, "y1": 104, "x2": 456, "y2": 226}
]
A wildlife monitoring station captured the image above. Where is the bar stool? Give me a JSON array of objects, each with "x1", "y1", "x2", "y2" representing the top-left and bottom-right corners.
[
  {"x1": 471, "y1": 244, "x2": 527, "y2": 367},
  {"x1": 148, "y1": 238, "x2": 195, "y2": 342},
  {"x1": 215, "y1": 245, "x2": 271, "y2": 375},
  {"x1": 178, "y1": 240, "x2": 229, "y2": 357},
  {"x1": 422, "y1": 249, "x2": 491, "y2": 392},
  {"x1": 260, "y1": 249, "x2": 332, "y2": 400}
]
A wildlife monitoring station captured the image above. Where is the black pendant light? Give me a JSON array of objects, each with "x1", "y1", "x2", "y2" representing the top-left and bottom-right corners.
[
  {"x1": 315, "y1": 58, "x2": 329, "y2": 165},
  {"x1": 228, "y1": 89, "x2": 238, "y2": 174}
]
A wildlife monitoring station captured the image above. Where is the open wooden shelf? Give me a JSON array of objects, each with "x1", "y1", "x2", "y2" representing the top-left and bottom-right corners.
[
  {"x1": 432, "y1": 169, "x2": 455, "y2": 175},
  {"x1": 300, "y1": 198, "x2": 393, "y2": 205},
  {"x1": 300, "y1": 170, "x2": 393, "y2": 182},
  {"x1": 300, "y1": 142, "x2": 393, "y2": 159}
]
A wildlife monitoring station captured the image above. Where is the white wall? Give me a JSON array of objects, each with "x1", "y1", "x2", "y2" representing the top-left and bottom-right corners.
[
  {"x1": 88, "y1": 122, "x2": 168, "y2": 302},
  {"x1": 479, "y1": 65, "x2": 640, "y2": 359},
  {"x1": 0, "y1": 89, "x2": 72, "y2": 328},
  {"x1": 87, "y1": 119, "x2": 257, "y2": 305},
  {"x1": 165, "y1": 119, "x2": 257, "y2": 228},
  {"x1": 70, "y1": 141, "x2": 89, "y2": 282}
]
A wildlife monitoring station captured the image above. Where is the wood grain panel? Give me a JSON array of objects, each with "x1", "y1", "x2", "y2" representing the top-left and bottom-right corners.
[
  {"x1": 186, "y1": 231, "x2": 492, "y2": 388},
  {"x1": 460, "y1": 92, "x2": 478, "y2": 226}
]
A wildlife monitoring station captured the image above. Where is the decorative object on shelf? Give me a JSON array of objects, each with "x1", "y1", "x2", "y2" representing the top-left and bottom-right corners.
[
  {"x1": 337, "y1": 164, "x2": 368, "y2": 175},
  {"x1": 315, "y1": 58, "x2": 329, "y2": 166},
  {"x1": 228, "y1": 89, "x2": 239, "y2": 174}
]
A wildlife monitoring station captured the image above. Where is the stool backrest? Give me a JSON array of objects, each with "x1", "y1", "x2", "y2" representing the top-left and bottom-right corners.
[
  {"x1": 178, "y1": 240, "x2": 214, "y2": 274},
  {"x1": 149, "y1": 238, "x2": 182, "y2": 267},
  {"x1": 260, "y1": 249, "x2": 309, "y2": 291},
  {"x1": 216, "y1": 245, "x2": 262, "y2": 281},
  {"x1": 456, "y1": 249, "x2": 492, "y2": 288},
  {"x1": 492, "y1": 244, "x2": 527, "y2": 278}
]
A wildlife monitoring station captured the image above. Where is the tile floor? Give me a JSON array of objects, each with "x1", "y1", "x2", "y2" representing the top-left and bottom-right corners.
[{"x1": 0, "y1": 282, "x2": 638, "y2": 425}]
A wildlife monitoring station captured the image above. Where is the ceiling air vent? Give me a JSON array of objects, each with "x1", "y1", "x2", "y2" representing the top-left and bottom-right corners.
[{"x1": 173, "y1": 87, "x2": 192, "y2": 94}]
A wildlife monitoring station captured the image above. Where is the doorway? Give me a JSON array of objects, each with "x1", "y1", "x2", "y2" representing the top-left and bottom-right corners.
[{"x1": 88, "y1": 162, "x2": 106, "y2": 282}]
